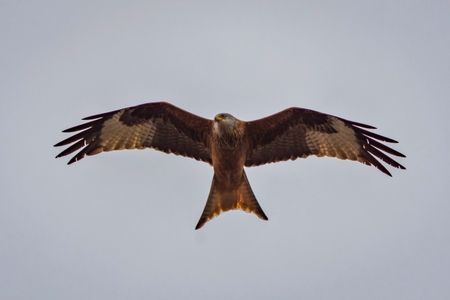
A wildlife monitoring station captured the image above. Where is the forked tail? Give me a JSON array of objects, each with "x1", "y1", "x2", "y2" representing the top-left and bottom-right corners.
[{"x1": 195, "y1": 171, "x2": 268, "y2": 229}]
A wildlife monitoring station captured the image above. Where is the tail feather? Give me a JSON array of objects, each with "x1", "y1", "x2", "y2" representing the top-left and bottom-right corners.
[
  {"x1": 195, "y1": 171, "x2": 268, "y2": 230},
  {"x1": 236, "y1": 171, "x2": 268, "y2": 220}
]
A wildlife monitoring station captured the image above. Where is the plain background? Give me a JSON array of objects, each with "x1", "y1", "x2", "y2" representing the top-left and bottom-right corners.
[{"x1": 1, "y1": 1, "x2": 449, "y2": 299}]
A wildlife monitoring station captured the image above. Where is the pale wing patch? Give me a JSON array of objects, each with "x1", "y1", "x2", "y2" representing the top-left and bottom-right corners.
[
  {"x1": 96, "y1": 111, "x2": 157, "y2": 152},
  {"x1": 305, "y1": 118, "x2": 361, "y2": 161}
]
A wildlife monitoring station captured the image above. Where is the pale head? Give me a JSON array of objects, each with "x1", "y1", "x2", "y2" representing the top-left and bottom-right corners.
[
  {"x1": 214, "y1": 113, "x2": 237, "y2": 123},
  {"x1": 213, "y1": 113, "x2": 242, "y2": 138}
]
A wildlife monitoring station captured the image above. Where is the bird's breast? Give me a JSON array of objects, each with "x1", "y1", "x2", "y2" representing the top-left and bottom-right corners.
[{"x1": 211, "y1": 131, "x2": 249, "y2": 186}]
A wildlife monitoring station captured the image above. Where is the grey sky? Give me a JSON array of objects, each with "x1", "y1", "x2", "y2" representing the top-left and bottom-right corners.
[{"x1": 1, "y1": 0, "x2": 449, "y2": 299}]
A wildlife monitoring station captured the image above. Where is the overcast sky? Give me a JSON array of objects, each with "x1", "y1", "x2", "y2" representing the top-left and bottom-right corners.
[{"x1": 1, "y1": 1, "x2": 449, "y2": 299}]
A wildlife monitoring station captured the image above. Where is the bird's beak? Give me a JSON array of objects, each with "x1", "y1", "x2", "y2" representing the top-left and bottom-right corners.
[{"x1": 214, "y1": 114, "x2": 224, "y2": 122}]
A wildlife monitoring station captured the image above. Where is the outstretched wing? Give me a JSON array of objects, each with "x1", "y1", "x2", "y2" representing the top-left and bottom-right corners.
[
  {"x1": 55, "y1": 102, "x2": 213, "y2": 164},
  {"x1": 245, "y1": 107, "x2": 405, "y2": 176}
]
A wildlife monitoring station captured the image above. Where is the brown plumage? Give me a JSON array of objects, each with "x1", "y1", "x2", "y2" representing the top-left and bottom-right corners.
[{"x1": 54, "y1": 102, "x2": 406, "y2": 229}]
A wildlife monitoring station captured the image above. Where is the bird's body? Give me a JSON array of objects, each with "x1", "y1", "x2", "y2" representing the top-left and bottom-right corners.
[
  {"x1": 55, "y1": 102, "x2": 405, "y2": 229},
  {"x1": 211, "y1": 114, "x2": 247, "y2": 182},
  {"x1": 198, "y1": 113, "x2": 267, "y2": 229}
]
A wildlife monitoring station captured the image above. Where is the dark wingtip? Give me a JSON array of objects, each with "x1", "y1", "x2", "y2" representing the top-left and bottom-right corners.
[
  {"x1": 62, "y1": 126, "x2": 81, "y2": 133},
  {"x1": 82, "y1": 113, "x2": 105, "y2": 120},
  {"x1": 82, "y1": 108, "x2": 121, "y2": 120},
  {"x1": 62, "y1": 125, "x2": 86, "y2": 133},
  {"x1": 379, "y1": 166, "x2": 392, "y2": 177},
  {"x1": 350, "y1": 121, "x2": 377, "y2": 129},
  {"x1": 358, "y1": 128, "x2": 399, "y2": 143},
  {"x1": 392, "y1": 151, "x2": 406, "y2": 158},
  {"x1": 54, "y1": 152, "x2": 77, "y2": 165},
  {"x1": 67, "y1": 157, "x2": 77, "y2": 165},
  {"x1": 379, "y1": 136, "x2": 398, "y2": 143},
  {"x1": 82, "y1": 115, "x2": 99, "y2": 120}
]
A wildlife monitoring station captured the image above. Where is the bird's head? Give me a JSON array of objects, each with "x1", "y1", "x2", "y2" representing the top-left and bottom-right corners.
[
  {"x1": 213, "y1": 113, "x2": 241, "y2": 137},
  {"x1": 214, "y1": 113, "x2": 237, "y2": 123}
]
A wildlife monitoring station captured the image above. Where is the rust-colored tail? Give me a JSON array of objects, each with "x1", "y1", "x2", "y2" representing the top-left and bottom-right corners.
[{"x1": 195, "y1": 171, "x2": 268, "y2": 230}]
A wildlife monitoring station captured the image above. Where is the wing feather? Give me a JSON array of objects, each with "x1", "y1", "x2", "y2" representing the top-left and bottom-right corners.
[
  {"x1": 356, "y1": 126, "x2": 398, "y2": 143},
  {"x1": 366, "y1": 138, "x2": 405, "y2": 157},
  {"x1": 55, "y1": 102, "x2": 212, "y2": 164},
  {"x1": 245, "y1": 108, "x2": 405, "y2": 176}
]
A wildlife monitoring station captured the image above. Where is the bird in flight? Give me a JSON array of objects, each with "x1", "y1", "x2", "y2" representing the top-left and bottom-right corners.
[{"x1": 55, "y1": 102, "x2": 405, "y2": 229}]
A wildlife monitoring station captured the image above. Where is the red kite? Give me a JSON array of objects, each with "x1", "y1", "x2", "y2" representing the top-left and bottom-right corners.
[{"x1": 55, "y1": 102, "x2": 405, "y2": 229}]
